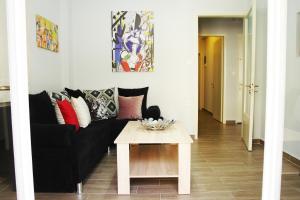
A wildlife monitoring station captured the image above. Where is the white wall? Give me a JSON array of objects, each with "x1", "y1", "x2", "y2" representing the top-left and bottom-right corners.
[
  {"x1": 0, "y1": 0, "x2": 10, "y2": 102},
  {"x1": 198, "y1": 18, "x2": 244, "y2": 123},
  {"x1": 283, "y1": 0, "x2": 300, "y2": 159},
  {"x1": 69, "y1": 0, "x2": 250, "y2": 135},
  {"x1": 26, "y1": 0, "x2": 70, "y2": 93}
]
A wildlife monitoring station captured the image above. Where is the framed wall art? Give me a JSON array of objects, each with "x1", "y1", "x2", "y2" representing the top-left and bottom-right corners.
[
  {"x1": 36, "y1": 15, "x2": 59, "y2": 52},
  {"x1": 111, "y1": 11, "x2": 154, "y2": 72}
]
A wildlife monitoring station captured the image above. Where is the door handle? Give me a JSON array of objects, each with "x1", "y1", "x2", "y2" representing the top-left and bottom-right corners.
[
  {"x1": 254, "y1": 85, "x2": 259, "y2": 93},
  {"x1": 245, "y1": 84, "x2": 259, "y2": 89}
]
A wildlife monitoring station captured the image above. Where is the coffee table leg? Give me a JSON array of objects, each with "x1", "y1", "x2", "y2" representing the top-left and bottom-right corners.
[
  {"x1": 117, "y1": 143, "x2": 130, "y2": 194},
  {"x1": 178, "y1": 143, "x2": 191, "y2": 194}
]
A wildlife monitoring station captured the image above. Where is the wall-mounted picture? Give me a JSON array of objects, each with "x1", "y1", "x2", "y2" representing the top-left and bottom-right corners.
[
  {"x1": 111, "y1": 11, "x2": 154, "y2": 72},
  {"x1": 36, "y1": 15, "x2": 59, "y2": 52}
]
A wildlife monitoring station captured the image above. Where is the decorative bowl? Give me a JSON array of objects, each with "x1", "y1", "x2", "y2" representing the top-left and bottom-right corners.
[{"x1": 141, "y1": 118, "x2": 175, "y2": 130}]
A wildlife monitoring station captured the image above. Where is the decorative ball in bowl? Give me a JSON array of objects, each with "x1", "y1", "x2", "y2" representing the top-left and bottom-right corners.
[{"x1": 141, "y1": 118, "x2": 175, "y2": 130}]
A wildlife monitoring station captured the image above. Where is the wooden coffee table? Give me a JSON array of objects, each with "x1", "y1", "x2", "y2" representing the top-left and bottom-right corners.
[{"x1": 114, "y1": 121, "x2": 193, "y2": 195}]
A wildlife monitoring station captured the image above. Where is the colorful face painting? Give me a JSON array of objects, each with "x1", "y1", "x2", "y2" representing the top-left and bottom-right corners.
[
  {"x1": 111, "y1": 11, "x2": 154, "y2": 72},
  {"x1": 36, "y1": 15, "x2": 59, "y2": 52}
]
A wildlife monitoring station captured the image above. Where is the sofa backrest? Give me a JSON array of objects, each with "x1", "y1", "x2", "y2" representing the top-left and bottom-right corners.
[{"x1": 29, "y1": 91, "x2": 58, "y2": 124}]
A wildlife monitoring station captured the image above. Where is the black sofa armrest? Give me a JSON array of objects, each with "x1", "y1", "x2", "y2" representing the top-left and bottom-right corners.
[
  {"x1": 31, "y1": 123, "x2": 77, "y2": 148},
  {"x1": 30, "y1": 124, "x2": 79, "y2": 192}
]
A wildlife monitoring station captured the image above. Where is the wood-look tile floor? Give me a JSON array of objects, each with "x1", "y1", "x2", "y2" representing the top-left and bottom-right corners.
[{"x1": 0, "y1": 110, "x2": 299, "y2": 199}]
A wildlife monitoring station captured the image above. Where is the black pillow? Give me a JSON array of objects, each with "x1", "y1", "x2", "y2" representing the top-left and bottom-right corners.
[
  {"x1": 118, "y1": 87, "x2": 148, "y2": 117},
  {"x1": 28, "y1": 91, "x2": 58, "y2": 124},
  {"x1": 64, "y1": 88, "x2": 85, "y2": 98},
  {"x1": 144, "y1": 106, "x2": 161, "y2": 120}
]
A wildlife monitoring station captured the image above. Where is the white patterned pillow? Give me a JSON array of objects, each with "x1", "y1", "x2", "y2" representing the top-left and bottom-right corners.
[
  {"x1": 54, "y1": 103, "x2": 65, "y2": 124},
  {"x1": 48, "y1": 91, "x2": 70, "y2": 106},
  {"x1": 83, "y1": 88, "x2": 117, "y2": 121},
  {"x1": 71, "y1": 96, "x2": 91, "y2": 128}
]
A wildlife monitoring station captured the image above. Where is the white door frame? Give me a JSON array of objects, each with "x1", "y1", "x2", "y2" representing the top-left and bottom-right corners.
[
  {"x1": 6, "y1": 0, "x2": 35, "y2": 200},
  {"x1": 198, "y1": 34, "x2": 225, "y2": 123},
  {"x1": 262, "y1": 0, "x2": 287, "y2": 199}
]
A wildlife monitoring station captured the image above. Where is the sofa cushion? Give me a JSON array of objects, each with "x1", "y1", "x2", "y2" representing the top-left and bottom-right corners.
[
  {"x1": 29, "y1": 91, "x2": 58, "y2": 124},
  {"x1": 144, "y1": 105, "x2": 161, "y2": 120},
  {"x1": 71, "y1": 97, "x2": 91, "y2": 128},
  {"x1": 83, "y1": 88, "x2": 117, "y2": 121},
  {"x1": 54, "y1": 103, "x2": 65, "y2": 124},
  {"x1": 48, "y1": 91, "x2": 71, "y2": 105},
  {"x1": 117, "y1": 95, "x2": 144, "y2": 119},
  {"x1": 57, "y1": 100, "x2": 80, "y2": 131},
  {"x1": 118, "y1": 87, "x2": 148, "y2": 117},
  {"x1": 65, "y1": 88, "x2": 85, "y2": 98}
]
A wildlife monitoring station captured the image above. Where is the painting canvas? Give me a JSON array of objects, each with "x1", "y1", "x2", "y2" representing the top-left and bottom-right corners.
[
  {"x1": 111, "y1": 11, "x2": 154, "y2": 72},
  {"x1": 36, "y1": 15, "x2": 59, "y2": 52}
]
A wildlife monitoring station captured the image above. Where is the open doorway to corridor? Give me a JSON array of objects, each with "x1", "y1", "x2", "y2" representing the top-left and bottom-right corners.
[
  {"x1": 198, "y1": 17, "x2": 244, "y2": 124},
  {"x1": 198, "y1": 17, "x2": 244, "y2": 137},
  {"x1": 196, "y1": 13, "x2": 300, "y2": 198}
]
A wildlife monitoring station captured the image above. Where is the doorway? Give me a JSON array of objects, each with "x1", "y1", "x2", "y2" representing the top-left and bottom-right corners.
[
  {"x1": 198, "y1": 36, "x2": 224, "y2": 123},
  {"x1": 198, "y1": 18, "x2": 244, "y2": 129},
  {"x1": 197, "y1": 16, "x2": 254, "y2": 151}
]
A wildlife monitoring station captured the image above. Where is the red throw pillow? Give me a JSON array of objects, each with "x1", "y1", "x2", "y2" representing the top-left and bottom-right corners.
[{"x1": 57, "y1": 100, "x2": 80, "y2": 131}]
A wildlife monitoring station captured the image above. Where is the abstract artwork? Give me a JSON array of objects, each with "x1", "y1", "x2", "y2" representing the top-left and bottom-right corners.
[
  {"x1": 36, "y1": 15, "x2": 59, "y2": 52},
  {"x1": 111, "y1": 11, "x2": 154, "y2": 72}
]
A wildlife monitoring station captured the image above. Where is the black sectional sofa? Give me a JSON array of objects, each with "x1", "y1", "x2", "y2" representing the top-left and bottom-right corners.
[{"x1": 29, "y1": 91, "x2": 128, "y2": 193}]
